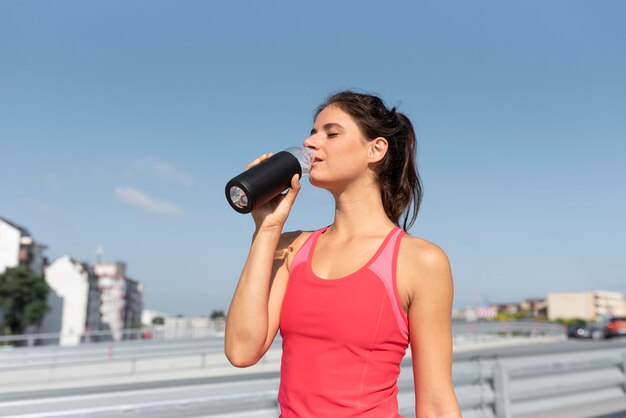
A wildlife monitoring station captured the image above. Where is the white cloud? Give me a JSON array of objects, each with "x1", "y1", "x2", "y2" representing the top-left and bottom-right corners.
[
  {"x1": 115, "y1": 187, "x2": 184, "y2": 217},
  {"x1": 135, "y1": 156, "x2": 194, "y2": 187}
]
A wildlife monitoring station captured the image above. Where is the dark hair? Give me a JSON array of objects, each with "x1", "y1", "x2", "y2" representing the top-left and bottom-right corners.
[{"x1": 315, "y1": 90, "x2": 423, "y2": 231}]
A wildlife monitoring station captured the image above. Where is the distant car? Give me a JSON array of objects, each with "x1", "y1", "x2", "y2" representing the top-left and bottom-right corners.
[
  {"x1": 567, "y1": 324, "x2": 587, "y2": 338},
  {"x1": 604, "y1": 317, "x2": 626, "y2": 338},
  {"x1": 567, "y1": 324, "x2": 605, "y2": 340}
]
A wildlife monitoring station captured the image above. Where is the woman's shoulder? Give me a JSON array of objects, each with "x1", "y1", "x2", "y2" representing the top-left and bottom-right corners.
[
  {"x1": 278, "y1": 227, "x2": 322, "y2": 247},
  {"x1": 277, "y1": 228, "x2": 321, "y2": 266},
  {"x1": 397, "y1": 233, "x2": 452, "y2": 286},
  {"x1": 399, "y1": 233, "x2": 449, "y2": 262},
  {"x1": 277, "y1": 229, "x2": 311, "y2": 252}
]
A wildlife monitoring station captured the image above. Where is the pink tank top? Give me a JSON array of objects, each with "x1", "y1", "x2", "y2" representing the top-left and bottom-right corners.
[{"x1": 278, "y1": 226, "x2": 410, "y2": 418}]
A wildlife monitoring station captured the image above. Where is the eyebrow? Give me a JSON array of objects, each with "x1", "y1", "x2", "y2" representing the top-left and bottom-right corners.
[{"x1": 310, "y1": 123, "x2": 345, "y2": 135}]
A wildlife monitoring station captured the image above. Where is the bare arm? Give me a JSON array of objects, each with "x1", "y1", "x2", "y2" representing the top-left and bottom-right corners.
[
  {"x1": 224, "y1": 229, "x2": 302, "y2": 367},
  {"x1": 398, "y1": 237, "x2": 461, "y2": 418},
  {"x1": 224, "y1": 153, "x2": 303, "y2": 367}
]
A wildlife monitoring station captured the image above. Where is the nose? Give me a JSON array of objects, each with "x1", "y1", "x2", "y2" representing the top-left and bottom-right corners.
[{"x1": 303, "y1": 133, "x2": 319, "y2": 150}]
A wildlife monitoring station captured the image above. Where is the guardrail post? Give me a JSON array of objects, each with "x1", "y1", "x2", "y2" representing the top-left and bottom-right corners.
[
  {"x1": 622, "y1": 352, "x2": 626, "y2": 394},
  {"x1": 493, "y1": 360, "x2": 512, "y2": 418},
  {"x1": 477, "y1": 357, "x2": 487, "y2": 411}
]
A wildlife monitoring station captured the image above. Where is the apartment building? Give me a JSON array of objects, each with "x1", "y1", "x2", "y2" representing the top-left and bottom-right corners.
[
  {"x1": 547, "y1": 290, "x2": 625, "y2": 321},
  {"x1": 0, "y1": 216, "x2": 47, "y2": 276},
  {"x1": 42, "y1": 256, "x2": 102, "y2": 346},
  {"x1": 123, "y1": 276, "x2": 144, "y2": 330},
  {"x1": 94, "y1": 262, "x2": 144, "y2": 341}
]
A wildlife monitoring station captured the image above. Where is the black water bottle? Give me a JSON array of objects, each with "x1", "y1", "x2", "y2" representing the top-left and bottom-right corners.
[{"x1": 225, "y1": 147, "x2": 314, "y2": 214}]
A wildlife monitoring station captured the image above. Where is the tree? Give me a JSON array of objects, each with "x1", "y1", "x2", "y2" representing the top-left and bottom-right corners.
[
  {"x1": 152, "y1": 316, "x2": 165, "y2": 325},
  {"x1": 0, "y1": 267, "x2": 50, "y2": 335},
  {"x1": 210, "y1": 310, "x2": 225, "y2": 320},
  {"x1": 554, "y1": 317, "x2": 587, "y2": 327},
  {"x1": 495, "y1": 312, "x2": 527, "y2": 321}
]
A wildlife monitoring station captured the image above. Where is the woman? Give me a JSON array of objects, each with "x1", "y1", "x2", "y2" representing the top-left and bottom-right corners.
[{"x1": 225, "y1": 91, "x2": 461, "y2": 418}]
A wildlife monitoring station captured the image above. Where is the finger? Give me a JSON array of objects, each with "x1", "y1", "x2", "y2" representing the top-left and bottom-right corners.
[
  {"x1": 291, "y1": 173, "x2": 301, "y2": 190},
  {"x1": 283, "y1": 174, "x2": 301, "y2": 204},
  {"x1": 245, "y1": 153, "x2": 272, "y2": 170}
]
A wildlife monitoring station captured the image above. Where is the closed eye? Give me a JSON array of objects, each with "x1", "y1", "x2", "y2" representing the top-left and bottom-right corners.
[{"x1": 327, "y1": 133, "x2": 339, "y2": 138}]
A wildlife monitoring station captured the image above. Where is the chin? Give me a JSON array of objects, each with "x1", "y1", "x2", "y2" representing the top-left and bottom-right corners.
[
  {"x1": 308, "y1": 173, "x2": 331, "y2": 188},
  {"x1": 307, "y1": 174, "x2": 324, "y2": 188},
  {"x1": 308, "y1": 173, "x2": 345, "y2": 193}
]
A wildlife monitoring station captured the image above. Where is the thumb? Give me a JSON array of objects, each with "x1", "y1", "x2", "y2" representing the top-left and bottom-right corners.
[{"x1": 283, "y1": 174, "x2": 301, "y2": 204}]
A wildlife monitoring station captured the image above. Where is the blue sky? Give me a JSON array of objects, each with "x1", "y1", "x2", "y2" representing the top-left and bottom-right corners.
[{"x1": 1, "y1": 1, "x2": 624, "y2": 315}]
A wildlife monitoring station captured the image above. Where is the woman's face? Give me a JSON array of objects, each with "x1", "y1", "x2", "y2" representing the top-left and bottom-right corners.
[{"x1": 304, "y1": 105, "x2": 372, "y2": 190}]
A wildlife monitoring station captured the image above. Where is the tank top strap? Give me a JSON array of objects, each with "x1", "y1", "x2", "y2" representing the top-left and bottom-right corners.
[
  {"x1": 367, "y1": 227, "x2": 409, "y2": 340},
  {"x1": 290, "y1": 226, "x2": 329, "y2": 272}
]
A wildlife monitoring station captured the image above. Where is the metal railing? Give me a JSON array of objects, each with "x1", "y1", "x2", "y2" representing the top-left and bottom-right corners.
[
  {"x1": 492, "y1": 350, "x2": 626, "y2": 417},
  {"x1": 0, "y1": 321, "x2": 565, "y2": 375},
  {"x1": 0, "y1": 339, "x2": 225, "y2": 369},
  {"x1": 452, "y1": 320, "x2": 565, "y2": 337},
  {"x1": 9, "y1": 321, "x2": 620, "y2": 418},
  {"x1": 0, "y1": 320, "x2": 561, "y2": 348},
  {"x1": 0, "y1": 325, "x2": 224, "y2": 347},
  {"x1": 0, "y1": 321, "x2": 567, "y2": 388},
  {"x1": 2, "y1": 346, "x2": 625, "y2": 417}
]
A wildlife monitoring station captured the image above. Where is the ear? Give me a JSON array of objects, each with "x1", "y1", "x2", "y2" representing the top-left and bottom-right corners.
[{"x1": 368, "y1": 137, "x2": 388, "y2": 163}]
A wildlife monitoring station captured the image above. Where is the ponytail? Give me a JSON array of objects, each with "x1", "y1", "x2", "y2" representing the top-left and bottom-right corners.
[{"x1": 388, "y1": 111, "x2": 421, "y2": 231}]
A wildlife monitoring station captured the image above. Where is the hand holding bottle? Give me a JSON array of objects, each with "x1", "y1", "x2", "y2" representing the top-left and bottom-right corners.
[
  {"x1": 247, "y1": 154, "x2": 301, "y2": 232},
  {"x1": 225, "y1": 146, "x2": 313, "y2": 225},
  {"x1": 226, "y1": 147, "x2": 313, "y2": 230}
]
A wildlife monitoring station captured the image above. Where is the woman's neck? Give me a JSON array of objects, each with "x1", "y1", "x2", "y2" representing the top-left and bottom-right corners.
[{"x1": 328, "y1": 182, "x2": 396, "y2": 238}]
